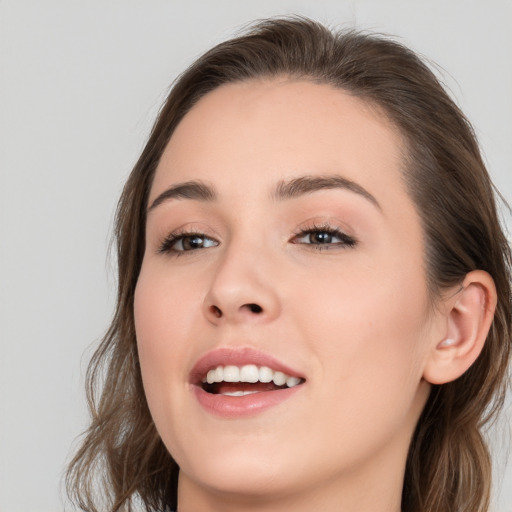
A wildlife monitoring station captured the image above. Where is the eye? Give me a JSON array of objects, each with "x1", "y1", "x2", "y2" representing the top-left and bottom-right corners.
[
  {"x1": 159, "y1": 232, "x2": 219, "y2": 254},
  {"x1": 291, "y1": 225, "x2": 357, "y2": 249}
]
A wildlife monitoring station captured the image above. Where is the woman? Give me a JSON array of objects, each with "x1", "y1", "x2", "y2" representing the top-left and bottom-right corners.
[{"x1": 66, "y1": 17, "x2": 511, "y2": 512}]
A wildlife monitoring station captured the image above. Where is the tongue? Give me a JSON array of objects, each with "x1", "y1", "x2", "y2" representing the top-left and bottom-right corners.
[{"x1": 211, "y1": 382, "x2": 284, "y2": 394}]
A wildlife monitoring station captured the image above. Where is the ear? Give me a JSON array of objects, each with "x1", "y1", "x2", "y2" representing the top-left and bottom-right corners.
[{"x1": 423, "y1": 270, "x2": 497, "y2": 385}]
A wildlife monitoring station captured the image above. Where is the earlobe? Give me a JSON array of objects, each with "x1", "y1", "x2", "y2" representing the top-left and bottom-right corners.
[{"x1": 423, "y1": 270, "x2": 497, "y2": 385}]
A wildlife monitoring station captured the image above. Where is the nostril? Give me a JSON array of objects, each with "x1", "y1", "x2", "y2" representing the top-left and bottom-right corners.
[
  {"x1": 209, "y1": 305, "x2": 222, "y2": 318},
  {"x1": 247, "y1": 303, "x2": 263, "y2": 314}
]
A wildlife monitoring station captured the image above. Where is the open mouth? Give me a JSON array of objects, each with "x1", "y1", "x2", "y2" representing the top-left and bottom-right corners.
[{"x1": 200, "y1": 364, "x2": 305, "y2": 396}]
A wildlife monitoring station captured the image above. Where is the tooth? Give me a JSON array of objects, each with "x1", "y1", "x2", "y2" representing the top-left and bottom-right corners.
[
  {"x1": 223, "y1": 365, "x2": 240, "y2": 382},
  {"x1": 286, "y1": 376, "x2": 301, "y2": 387},
  {"x1": 221, "y1": 390, "x2": 260, "y2": 397},
  {"x1": 214, "y1": 366, "x2": 223, "y2": 383},
  {"x1": 259, "y1": 366, "x2": 273, "y2": 383},
  {"x1": 273, "y1": 371, "x2": 287, "y2": 386},
  {"x1": 240, "y1": 364, "x2": 259, "y2": 383},
  {"x1": 204, "y1": 364, "x2": 301, "y2": 388}
]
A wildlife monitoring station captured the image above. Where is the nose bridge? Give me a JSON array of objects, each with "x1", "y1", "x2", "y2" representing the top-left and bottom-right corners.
[{"x1": 203, "y1": 234, "x2": 280, "y2": 324}]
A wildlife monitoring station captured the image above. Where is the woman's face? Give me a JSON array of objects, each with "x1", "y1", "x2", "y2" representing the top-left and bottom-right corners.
[{"x1": 134, "y1": 80, "x2": 443, "y2": 507}]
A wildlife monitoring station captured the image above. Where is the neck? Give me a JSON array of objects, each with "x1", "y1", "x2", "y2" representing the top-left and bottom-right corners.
[{"x1": 176, "y1": 444, "x2": 406, "y2": 512}]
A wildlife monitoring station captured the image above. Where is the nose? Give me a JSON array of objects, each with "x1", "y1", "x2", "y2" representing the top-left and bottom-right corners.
[{"x1": 203, "y1": 246, "x2": 281, "y2": 325}]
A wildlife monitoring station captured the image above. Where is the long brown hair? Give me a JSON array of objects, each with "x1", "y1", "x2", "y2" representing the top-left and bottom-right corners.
[{"x1": 66, "y1": 17, "x2": 512, "y2": 512}]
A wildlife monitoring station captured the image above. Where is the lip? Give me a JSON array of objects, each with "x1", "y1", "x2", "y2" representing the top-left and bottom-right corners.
[
  {"x1": 189, "y1": 346, "x2": 305, "y2": 384},
  {"x1": 189, "y1": 347, "x2": 306, "y2": 418}
]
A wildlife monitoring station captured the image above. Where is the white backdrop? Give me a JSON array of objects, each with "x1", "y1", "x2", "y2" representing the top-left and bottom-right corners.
[{"x1": 1, "y1": 1, "x2": 511, "y2": 511}]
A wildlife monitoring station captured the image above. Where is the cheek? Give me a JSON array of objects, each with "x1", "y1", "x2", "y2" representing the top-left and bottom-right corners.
[
  {"x1": 296, "y1": 254, "x2": 431, "y2": 391},
  {"x1": 135, "y1": 274, "x2": 176, "y2": 361},
  {"x1": 135, "y1": 261, "x2": 202, "y2": 347},
  {"x1": 297, "y1": 270, "x2": 431, "y2": 451},
  {"x1": 133, "y1": 264, "x2": 201, "y2": 417}
]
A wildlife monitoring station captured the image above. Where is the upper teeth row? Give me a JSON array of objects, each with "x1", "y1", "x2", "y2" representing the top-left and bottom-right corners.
[{"x1": 203, "y1": 364, "x2": 302, "y2": 388}]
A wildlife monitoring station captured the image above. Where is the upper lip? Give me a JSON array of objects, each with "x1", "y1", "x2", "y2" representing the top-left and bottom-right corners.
[{"x1": 189, "y1": 347, "x2": 305, "y2": 385}]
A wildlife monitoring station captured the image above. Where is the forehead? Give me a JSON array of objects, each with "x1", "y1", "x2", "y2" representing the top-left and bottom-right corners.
[{"x1": 151, "y1": 79, "x2": 411, "y2": 213}]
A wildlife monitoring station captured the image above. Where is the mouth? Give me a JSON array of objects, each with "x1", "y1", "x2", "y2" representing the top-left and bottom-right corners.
[
  {"x1": 189, "y1": 347, "x2": 306, "y2": 417},
  {"x1": 200, "y1": 364, "x2": 304, "y2": 396}
]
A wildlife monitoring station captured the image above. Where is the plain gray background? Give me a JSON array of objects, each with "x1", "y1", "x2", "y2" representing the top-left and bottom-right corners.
[{"x1": 1, "y1": 1, "x2": 511, "y2": 510}]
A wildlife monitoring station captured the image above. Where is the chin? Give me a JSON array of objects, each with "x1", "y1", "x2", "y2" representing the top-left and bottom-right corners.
[{"x1": 176, "y1": 439, "x2": 304, "y2": 498}]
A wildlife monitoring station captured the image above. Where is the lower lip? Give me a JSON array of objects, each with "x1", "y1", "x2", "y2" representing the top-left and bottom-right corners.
[{"x1": 192, "y1": 384, "x2": 303, "y2": 418}]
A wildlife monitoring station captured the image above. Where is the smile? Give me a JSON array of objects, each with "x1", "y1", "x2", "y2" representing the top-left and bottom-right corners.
[
  {"x1": 202, "y1": 364, "x2": 303, "y2": 396},
  {"x1": 190, "y1": 348, "x2": 306, "y2": 417}
]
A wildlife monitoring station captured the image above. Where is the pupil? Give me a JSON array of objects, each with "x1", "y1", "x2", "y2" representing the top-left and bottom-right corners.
[
  {"x1": 185, "y1": 235, "x2": 203, "y2": 250},
  {"x1": 314, "y1": 232, "x2": 331, "y2": 243}
]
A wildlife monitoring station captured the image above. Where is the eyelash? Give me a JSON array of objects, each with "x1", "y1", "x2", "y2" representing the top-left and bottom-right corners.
[
  {"x1": 291, "y1": 223, "x2": 357, "y2": 250},
  {"x1": 157, "y1": 229, "x2": 216, "y2": 255},
  {"x1": 157, "y1": 224, "x2": 357, "y2": 255}
]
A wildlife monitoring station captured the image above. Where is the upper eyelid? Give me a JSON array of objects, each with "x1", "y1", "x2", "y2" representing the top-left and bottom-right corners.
[
  {"x1": 292, "y1": 221, "x2": 354, "y2": 237},
  {"x1": 291, "y1": 222, "x2": 358, "y2": 247},
  {"x1": 159, "y1": 223, "x2": 219, "y2": 241},
  {"x1": 158, "y1": 230, "x2": 219, "y2": 254},
  {"x1": 294, "y1": 224, "x2": 341, "y2": 234}
]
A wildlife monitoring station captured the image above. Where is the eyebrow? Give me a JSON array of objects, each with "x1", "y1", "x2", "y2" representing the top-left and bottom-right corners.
[
  {"x1": 148, "y1": 174, "x2": 381, "y2": 212},
  {"x1": 273, "y1": 175, "x2": 381, "y2": 210},
  {"x1": 148, "y1": 180, "x2": 217, "y2": 212}
]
